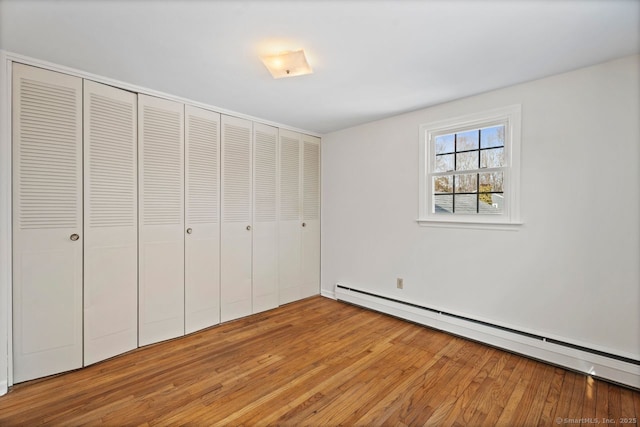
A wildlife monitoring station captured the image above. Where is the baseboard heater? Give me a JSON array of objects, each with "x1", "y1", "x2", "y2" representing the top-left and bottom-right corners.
[{"x1": 335, "y1": 284, "x2": 640, "y2": 390}]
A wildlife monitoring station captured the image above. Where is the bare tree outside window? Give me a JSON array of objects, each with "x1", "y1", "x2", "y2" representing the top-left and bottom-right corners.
[{"x1": 432, "y1": 125, "x2": 505, "y2": 214}]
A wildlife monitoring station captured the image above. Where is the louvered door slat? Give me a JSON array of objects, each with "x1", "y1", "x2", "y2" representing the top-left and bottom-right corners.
[
  {"x1": 185, "y1": 105, "x2": 220, "y2": 333},
  {"x1": 187, "y1": 116, "x2": 218, "y2": 224},
  {"x1": 303, "y1": 141, "x2": 320, "y2": 221},
  {"x1": 142, "y1": 105, "x2": 183, "y2": 226},
  {"x1": 254, "y1": 127, "x2": 277, "y2": 223},
  {"x1": 278, "y1": 129, "x2": 302, "y2": 305},
  {"x1": 17, "y1": 77, "x2": 79, "y2": 230},
  {"x1": 253, "y1": 124, "x2": 278, "y2": 313},
  {"x1": 12, "y1": 63, "x2": 83, "y2": 383},
  {"x1": 223, "y1": 124, "x2": 251, "y2": 223},
  {"x1": 138, "y1": 94, "x2": 185, "y2": 346},
  {"x1": 279, "y1": 135, "x2": 300, "y2": 221},
  {"x1": 83, "y1": 80, "x2": 138, "y2": 365},
  {"x1": 301, "y1": 135, "x2": 321, "y2": 299},
  {"x1": 220, "y1": 115, "x2": 253, "y2": 322}
]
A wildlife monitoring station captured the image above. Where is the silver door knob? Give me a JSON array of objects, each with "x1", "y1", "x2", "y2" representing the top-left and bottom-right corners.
[
  {"x1": 186, "y1": 228, "x2": 193, "y2": 234},
  {"x1": 302, "y1": 222, "x2": 306, "y2": 227},
  {"x1": 246, "y1": 225, "x2": 251, "y2": 231},
  {"x1": 70, "y1": 234, "x2": 79, "y2": 241}
]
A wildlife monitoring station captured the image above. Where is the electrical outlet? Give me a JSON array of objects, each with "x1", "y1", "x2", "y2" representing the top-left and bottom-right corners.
[{"x1": 397, "y1": 278, "x2": 403, "y2": 289}]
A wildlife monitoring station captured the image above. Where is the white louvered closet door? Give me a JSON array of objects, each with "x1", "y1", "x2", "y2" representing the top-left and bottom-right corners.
[
  {"x1": 83, "y1": 80, "x2": 138, "y2": 365},
  {"x1": 220, "y1": 115, "x2": 253, "y2": 322},
  {"x1": 12, "y1": 63, "x2": 83, "y2": 382},
  {"x1": 138, "y1": 95, "x2": 185, "y2": 346},
  {"x1": 278, "y1": 129, "x2": 302, "y2": 305},
  {"x1": 301, "y1": 135, "x2": 321, "y2": 298},
  {"x1": 185, "y1": 105, "x2": 220, "y2": 333},
  {"x1": 252, "y1": 123, "x2": 278, "y2": 313}
]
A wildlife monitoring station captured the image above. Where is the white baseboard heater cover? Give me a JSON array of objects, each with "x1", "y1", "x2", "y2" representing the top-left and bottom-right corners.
[{"x1": 335, "y1": 284, "x2": 640, "y2": 390}]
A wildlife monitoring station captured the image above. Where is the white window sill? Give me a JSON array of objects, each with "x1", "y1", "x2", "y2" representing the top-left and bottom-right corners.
[{"x1": 416, "y1": 218, "x2": 523, "y2": 231}]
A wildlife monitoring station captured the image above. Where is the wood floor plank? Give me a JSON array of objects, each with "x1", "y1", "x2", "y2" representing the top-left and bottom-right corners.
[
  {"x1": 297, "y1": 342, "x2": 423, "y2": 425},
  {"x1": 621, "y1": 388, "x2": 638, "y2": 426},
  {"x1": 581, "y1": 375, "x2": 599, "y2": 427},
  {"x1": 445, "y1": 351, "x2": 500, "y2": 425},
  {"x1": 268, "y1": 325, "x2": 411, "y2": 425},
  {"x1": 494, "y1": 359, "x2": 536, "y2": 425},
  {"x1": 0, "y1": 296, "x2": 638, "y2": 426},
  {"x1": 608, "y1": 382, "x2": 623, "y2": 422},
  {"x1": 596, "y1": 378, "x2": 610, "y2": 422},
  {"x1": 351, "y1": 337, "x2": 464, "y2": 426},
  {"x1": 567, "y1": 371, "x2": 587, "y2": 422},
  {"x1": 551, "y1": 369, "x2": 578, "y2": 423},
  {"x1": 381, "y1": 340, "x2": 483, "y2": 425},
  {"x1": 516, "y1": 362, "x2": 556, "y2": 427},
  {"x1": 538, "y1": 368, "x2": 568, "y2": 427},
  {"x1": 480, "y1": 354, "x2": 528, "y2": 426},
  {"x1": 423, "y1": 347, "x2": 500, "y2": 426},
  {"x1": 633, "y1": 390, "x2": 640, "y2": 425}
]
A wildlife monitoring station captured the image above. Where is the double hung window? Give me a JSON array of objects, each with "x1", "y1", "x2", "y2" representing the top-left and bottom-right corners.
[{"x1": 418, "y1": 105, "x2": 521, "y2": 227}]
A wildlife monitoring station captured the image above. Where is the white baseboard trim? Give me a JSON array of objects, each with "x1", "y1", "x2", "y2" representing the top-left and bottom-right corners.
[
  {"x1": 335, "y1": 284, "x2": 640, "y2": 389},
  {"x1": 0, "y1": 379, "x2": 6, "y2": 396},
  {"x1": 320, "y1": 289, "x2": 336, "y2": 300}
]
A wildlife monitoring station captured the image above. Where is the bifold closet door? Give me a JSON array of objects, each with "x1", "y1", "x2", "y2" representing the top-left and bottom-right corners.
[
  {"x1": 278, "y1": 130, "x2": 302, "y2": 305},
  {"x1": 83, "y1": 80, "x2": 138, "y2": 365},
  {"x1": 138, "y1": 94, "x2": 185, "y2": 346},
  {"x1": 12, "y1": 63, "x2": 83, "y2": 382},
  {"x1": 300, "y1": 135, "x2": 321, "y2": 298},
  {"x1": 185, "y1": 105, "x2": 220, "y2": 333},
  {"x1": 220, "y1": 115, "x2": 253, "y2": 322},
  {"x1": 252, "y1": 123, "x2": 278, "y2": 313}
]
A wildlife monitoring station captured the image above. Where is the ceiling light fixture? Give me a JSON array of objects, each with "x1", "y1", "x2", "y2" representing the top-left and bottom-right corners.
[{"x1": 260, "y1": 49, "x2": 313, "y2": 79}]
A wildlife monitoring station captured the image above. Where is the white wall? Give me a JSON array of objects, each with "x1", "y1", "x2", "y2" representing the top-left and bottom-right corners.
[{"x1": 321, "y1": 55, "x2": 640, "y2": 360}]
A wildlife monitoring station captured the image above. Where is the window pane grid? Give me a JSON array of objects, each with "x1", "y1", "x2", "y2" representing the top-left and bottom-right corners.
[
  {"x1": 431, "y1": 126, "x2": 506, "y2": 215},
  {"x1": 434, "y1": 128, "x2": 504, "y2": 173},
  {"x1": 435, "y1": 174, "x2": 504, "y2": 214}
]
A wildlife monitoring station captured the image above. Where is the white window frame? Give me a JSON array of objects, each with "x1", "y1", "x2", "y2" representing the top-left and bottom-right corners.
[{"x1": 418, "y1": 105, "x2": 522, "y2": 230}]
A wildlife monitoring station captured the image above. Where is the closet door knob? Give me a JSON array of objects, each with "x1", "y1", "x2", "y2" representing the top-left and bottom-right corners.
[
  {"x1": 186, "y1": 228, "x2": 193, "y2": 234},
  {"x1": 302, "y1": 222, "x2": 306, "y2": 227},
  {"x1": 246, "y1": 225, "x2": 251, "y2": 231},
  {"x1": 70, "y1": 234, "x2": 80, "y2": 241}
]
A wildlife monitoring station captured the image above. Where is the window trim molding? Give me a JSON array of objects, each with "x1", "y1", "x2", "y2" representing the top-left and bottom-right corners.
[{"x1": 418, "y1": 104, "x2": 522, "y2": 228}]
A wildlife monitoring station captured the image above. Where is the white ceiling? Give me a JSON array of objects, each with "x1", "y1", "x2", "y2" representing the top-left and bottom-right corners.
[{"x1": 1, "y1": 0, "x2": 638, "y2": 134}]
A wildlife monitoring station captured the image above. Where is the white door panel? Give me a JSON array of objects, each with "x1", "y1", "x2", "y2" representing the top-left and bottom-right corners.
[
  {"x1": 301, "y1": 136, "x2": 321, "y2": 298},
  {"x1": 253, "y1": 222, "x2": 278, "y2": 313},
  {"x1": 278, "y1": 222, "x2": 301, "y2": 305},
  {"x1": 19, "y1": 242, "x2": 79, "y2": 353},
  {"x1": 140, "y1": 236, "x2": 184, "y2": 342},
  {"x1": 138, "y1": 94, "x2": 185, "y2": 346},
  {"x1": 84, "y1": 244, "x2": 136, "y2": 331},
  {"x1": 253, "y1": 124, "x2": 278, "y2": 313},
  {"x1": 185, "y1": 225, "x2": 220, "y2": 332},
  {"x1": 278, "y1": 130, "x2": 301, "y2": 305},
  {"x1": 83, "y1": 80, "x2": 138, "y2": 365},
  {"x1": 301, "y1": 220, "x2": 320, "y2": 298},
  {"x1": 220, "y1": 223, "x2": 252, "y2": 320},
  {"x1": 12, "y1": 63, "x2": 83, "y2": 382},
  {"x1": 185, "y1": 105, "x2": 220, "y2": 333},
  {"x1": 220, "y1": 115, "x2": 252, "y2": 322}
]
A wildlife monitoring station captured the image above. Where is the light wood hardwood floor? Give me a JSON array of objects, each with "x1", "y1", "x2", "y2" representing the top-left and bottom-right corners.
[{"x1": 0, "y1": 296, "x2": 638, "y2": 426}]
